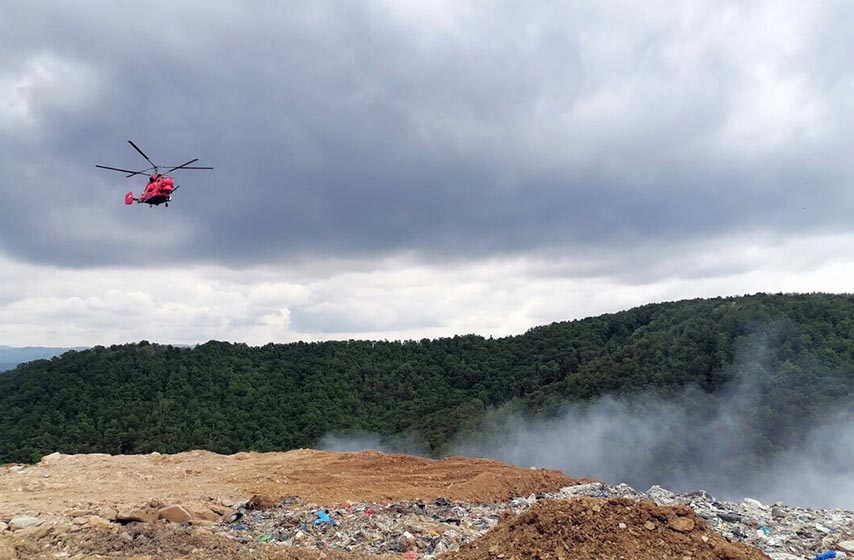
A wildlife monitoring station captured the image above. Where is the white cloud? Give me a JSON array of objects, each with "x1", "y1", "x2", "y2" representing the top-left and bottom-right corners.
[{"x1": 2, "y1": 229, "x2": 854, "y2": 346}]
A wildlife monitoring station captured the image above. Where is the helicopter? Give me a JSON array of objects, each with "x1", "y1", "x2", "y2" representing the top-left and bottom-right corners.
[{"x1": 96, "y1": 140, "x2": 213, "y2": 207}]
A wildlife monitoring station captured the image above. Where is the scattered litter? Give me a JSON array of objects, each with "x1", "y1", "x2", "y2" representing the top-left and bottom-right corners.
[{"x1": 211, "y1": 482, "x2": 854, "y2": 559}]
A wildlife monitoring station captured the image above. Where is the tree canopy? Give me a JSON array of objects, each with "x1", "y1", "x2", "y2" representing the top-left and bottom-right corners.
[{"x1": 1, "y1": 293, "x2": 852, "y2": 465}]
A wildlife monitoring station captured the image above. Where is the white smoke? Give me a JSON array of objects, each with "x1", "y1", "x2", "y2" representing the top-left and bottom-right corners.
[
  {"x1": 319, "y1": 431, "x2": 429, "y2": 457},
  {"x1": 320, "y1": 331, "x2": 854, "y2": 509},
  {"x1": 448, "y1": 387, "x2": 854, "y2": 509}
]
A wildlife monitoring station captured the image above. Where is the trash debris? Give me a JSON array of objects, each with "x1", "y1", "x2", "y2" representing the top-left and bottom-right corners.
[
  {"x1": 815, "y1": 551, "x2": 847, "y2": 560},
  {"x1": 210, "y1": 482, "x2": 854, "y2": 559}
]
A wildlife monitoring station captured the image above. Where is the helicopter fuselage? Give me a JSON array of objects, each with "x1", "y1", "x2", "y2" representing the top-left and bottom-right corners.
[{"x1": 140, "y1": 194, "x2": 171, "y2": 206}]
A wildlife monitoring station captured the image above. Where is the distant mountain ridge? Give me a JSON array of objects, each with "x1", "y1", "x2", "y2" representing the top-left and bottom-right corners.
[{"x1": 0, "y1": 345, "x2": 87, "y2": 372}]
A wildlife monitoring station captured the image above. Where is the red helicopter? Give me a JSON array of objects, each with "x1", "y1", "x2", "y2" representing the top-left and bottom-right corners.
[{"x1": 96, "y1": 140, "x2": 213, "y2": 207}]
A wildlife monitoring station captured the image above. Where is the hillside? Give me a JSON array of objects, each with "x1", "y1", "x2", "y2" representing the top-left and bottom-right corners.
[{"x1": 1, "y1": 293, "x2": 853, "y2": 474}]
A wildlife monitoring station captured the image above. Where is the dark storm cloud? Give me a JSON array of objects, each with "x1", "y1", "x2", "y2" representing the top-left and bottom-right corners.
[{"x1": 2, "y1": 1, "x2": 853, "y2": 268}]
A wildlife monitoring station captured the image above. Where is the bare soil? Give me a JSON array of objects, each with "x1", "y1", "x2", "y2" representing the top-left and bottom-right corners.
[{"x1": 0, "y1": 449, "x2": 578, "y2": 517}]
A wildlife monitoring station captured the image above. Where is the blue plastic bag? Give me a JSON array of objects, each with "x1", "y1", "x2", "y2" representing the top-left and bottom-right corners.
[{"x1": 313, "y1": 510, "x2": 336, "y2": 526}]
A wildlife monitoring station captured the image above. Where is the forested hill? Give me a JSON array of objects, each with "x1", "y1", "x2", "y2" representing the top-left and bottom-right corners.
[{"x1": 2, "y1": 293, "x2": 854, "y2": 464}]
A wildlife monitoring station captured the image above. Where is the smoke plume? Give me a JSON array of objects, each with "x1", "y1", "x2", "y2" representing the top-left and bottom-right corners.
[{"x1": 322, "y1": 331, "x2": 854, "y2": 508}]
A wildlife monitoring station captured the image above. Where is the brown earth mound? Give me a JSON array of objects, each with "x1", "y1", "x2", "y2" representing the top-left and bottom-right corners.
[
  {"x1": 0, "y1": 449, "x2": 579, "y2": 518},
  {"x1": 446, "y1": 497, "x2": 770, "y2": 560}
]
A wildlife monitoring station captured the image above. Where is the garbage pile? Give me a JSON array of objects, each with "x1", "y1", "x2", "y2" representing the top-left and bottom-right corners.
[
  {"x1": 215, "y1": 483, "x2": 853, "y2": 560},
  {"x1": 218, "y1": 496, "x2": 502, "y2": 556},
  {"x1": 550, "y1": 482, "x2": 854, "y2": 560}
]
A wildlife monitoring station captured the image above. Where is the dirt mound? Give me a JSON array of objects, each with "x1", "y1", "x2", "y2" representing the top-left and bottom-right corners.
[
  {"x1": 0, "y1": 449, "x2": 579, "y2": 518},
  {"x1": 446, "y1": 497, "x2": 770, "y2": 560}
]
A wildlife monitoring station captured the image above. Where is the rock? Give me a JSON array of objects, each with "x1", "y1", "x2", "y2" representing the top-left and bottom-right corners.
[
  {"x1": 158, "y1": 505, "x2": 192, "y2": 524},
  {"x1": 187, "y1": 506, "x2": 220, "y2": 522},
  {"x1": 0, "y1": 538, "x2": 15, "y2": 560},
  {"x1": 8, "y1": 517, "x2": 42, "y2": 531},
  {"x1": 0, "y1": 523, "x2": 6, "y2": 532},
  {"x1": 15, "y1": 525, "x2": 51, "y2": 540},
  {"x1": 98, "y1": 507, "x2": 118, "y2": 521},
  {"x1": 618, "y1": 522, "x2": 627, "y2": 529},
  {"x1": 644, "y1": 521, "x2": 656, "y2": 531},
  {"x1": 207, "y1": 503, "x2": 231, "y2": 516},
  {"x1": 69, "y1": 510, "x2": 91, "y2": 518},
  {"x1": 87, "y1": 516, "x2": 112, "y2": 528},
  {"x1": 116, "y1": 505, "x2": 159, "y2": 523},
  {"x1": 838, "y1": 541, "x2": 854, "y2": 553},
  {"x1": 39, "y1": 452, "x2": 64, "y2": 465},
  {"x1": 669, "y1": 517, "x2": 695, "y2": 533}
]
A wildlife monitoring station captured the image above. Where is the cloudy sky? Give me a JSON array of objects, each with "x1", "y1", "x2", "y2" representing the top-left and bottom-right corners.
[{"x1": 2, "y1": 0, "x2": 853, "y2": 346}]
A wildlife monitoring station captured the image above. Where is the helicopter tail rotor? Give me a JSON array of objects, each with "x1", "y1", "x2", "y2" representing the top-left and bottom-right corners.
[{"x1": 125, "y1": 192, "x2": 136, "y2": 205}]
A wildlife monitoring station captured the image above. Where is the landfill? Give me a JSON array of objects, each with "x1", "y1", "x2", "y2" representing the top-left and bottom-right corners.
[{"x1": 215, "y1": 483, "x2": 854, "y2": 560}]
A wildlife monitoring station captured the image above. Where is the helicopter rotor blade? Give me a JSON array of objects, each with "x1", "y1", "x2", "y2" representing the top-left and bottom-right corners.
[
  {"x1": 163, "y1": 159, "x2": 201, "y2": 173},
  {"x1": 96, "y1": 164, "x2": 148, "y2": 177},
  {"x1": 127, "y1": 140, "x2": 156, "y2": 167},
  {"x1": 174, "y1": 166, "x2": 214, "y2": 170}
]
